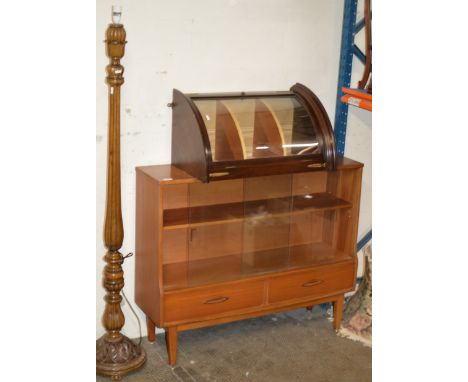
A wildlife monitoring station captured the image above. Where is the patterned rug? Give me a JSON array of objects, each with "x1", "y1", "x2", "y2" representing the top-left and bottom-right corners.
[{"x1": 338, "y1": 243, "x2": 372, "y2": 347}]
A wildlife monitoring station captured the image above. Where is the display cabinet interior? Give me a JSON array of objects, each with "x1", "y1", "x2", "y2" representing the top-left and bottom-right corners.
[{"x1": 160, "y1": 166, "x2": 360, "y2": 291}]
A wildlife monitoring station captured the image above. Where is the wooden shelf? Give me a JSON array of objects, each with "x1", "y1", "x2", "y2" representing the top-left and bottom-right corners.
[
  {"x1": 163, "y1": 192, "x2": 351, "y2": 230},
  {"x1": 214, "y1": 101, "x2": 246, "y2": 161},
  {"x1": 252, "y1": 99, "x2": 285, "y2": 158},
  {"x1": 163, "y1": 242, "x2": 352, "y2": 291}
]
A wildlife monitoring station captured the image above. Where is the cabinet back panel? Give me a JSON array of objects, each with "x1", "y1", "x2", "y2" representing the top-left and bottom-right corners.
[
  {"x1": 292, "y1": 172, "x2": 328, "y2": 195},
  {"x1": 163, "y1": 228, "x2": 188, "y2": 264},
  {"x1": 189, "y1": 179, "x2": 244, "y2": 206},
  {"x1": 189, "y1": 222, "x2": 243, "y2": 260},
  {"x1": 162, "y1": 184, "x2": 188, "y2": 210},
  {"x1": 290, "y1": 211, "x2": 324, "y2": 245},
  {"x1": 243, "y1": 216, "x2": 291, "y2": 253},
  {"x1": 244, "y1": 174, "x2": 292, "y2": 201}
]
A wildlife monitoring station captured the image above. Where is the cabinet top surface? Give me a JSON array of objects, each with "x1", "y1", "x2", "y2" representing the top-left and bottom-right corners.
[{"x1": 137, "y1": 156, "x2": 363, "y2": 184}]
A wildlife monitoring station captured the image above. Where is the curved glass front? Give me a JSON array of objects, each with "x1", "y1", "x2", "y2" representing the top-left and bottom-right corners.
[{"x1": 192, "y1": 96, "x2": 321, "y2": 161}]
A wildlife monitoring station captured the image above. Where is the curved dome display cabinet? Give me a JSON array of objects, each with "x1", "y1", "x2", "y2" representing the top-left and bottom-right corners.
[{"x1": 171, "y1": 83, "x2": 336, "y2": 182}]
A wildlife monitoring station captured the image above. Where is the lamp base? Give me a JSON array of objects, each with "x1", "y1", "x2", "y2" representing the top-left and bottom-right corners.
[{"x1": 96, "y1": 335, "x2": 146, "y2": 380}]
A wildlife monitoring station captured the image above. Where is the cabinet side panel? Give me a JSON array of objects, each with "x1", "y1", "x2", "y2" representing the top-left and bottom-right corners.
[
  {"x1": 171, "y1": 89, "x2": 210, "y2": 182},
  {"x1": 135, "y1": 170, "x2": 162, "y2": 326},
  {"x1": 322, "y1": 171, "x2": 340, "y2": 247},
  {"x1": 346, "y1": 167, "x2": 363, "y2": 256},
  {"x1": 325, "y1": 167, "x2": 363, "y2": 277},
  {"x1": 333, "y1": 168, "x2": 361, "y2": 255}
]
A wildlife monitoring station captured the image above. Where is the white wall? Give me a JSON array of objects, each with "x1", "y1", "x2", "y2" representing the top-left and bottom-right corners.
[{"x1": 96, "y1": 0, "x2": 371, "y2": 339}]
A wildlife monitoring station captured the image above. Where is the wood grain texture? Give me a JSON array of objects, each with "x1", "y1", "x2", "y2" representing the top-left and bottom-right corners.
[
  {"x1": 358, "y1": 0, "x2": 372, "y2": 92},
  {"x1": 291, "y1": 83, "x2": 336, "y2": 170},
  {"x1": 333, "y1": 294, "x2": 345, "y2": 330},
  {"x1": 162, "y1": 193, "x2": 351, "y2": 230},
  {"x1": 137, "y1": 164, "x2": 197, "y2": 185},
  {"x1": 188, "y1": 222, "x2": 243, "y2": 260},
  {"x1": 214, "y1": 101, "x2": 246, "y2": 160},
  {"x1": 291, "y1": 101, "x2": 321, "y2": 155},
  {"x1": 335, "y1": 156, "x2": 363, "y2": 169},
  {"x1": 176, "y1": 293, "x2": 345, "y2": 332},
  {"x1": 171, "y1": 89, "x2": 212, "y2": 182},
  {"x1": 252, "y1": 99, "x2": 285, "y2": 157},
  {"x1": 292, "y1": 171, "x2": 328, "y2": 195},
  {"x1": 244, "y1": 174, "x2": 291, "y2": 201},
  {"x1": 170, "y1": 85, "x2": 345, "y2": 182},
  {"x1": 161, "y1": 244, "x2": 353, "y2": 292},
  {"x1": 163, "y1": 254, "x2": 243, "y2": 290},
  {"x1": 289, "y1": 211, "x2": 324, "y2": 246},
  {"x1": 268, "y1": 262, "x2": 354, "y2": 303},
  {"x1": 135, "y1": 163, "x2": 362, "y2": 365},
  {"x1": 208, "y1": 155, "x2": 327, "y2": 180},
  {"x1": 146, "y1": 317, "x2": 156, "y2": 343},
  {"x1": 135, "y1": 170, "x2": 162, "y2": 326},
  {"x1": 164, "y1": 280, "x2": 264, "y2": 323},
  {"x1": 189, "y1": 179, "x2": 244, "y2": 206},
  {"x1": 162, "y1": 228, "x2": 187, "y2": 264},
  {"x1": 97, "y1": 21, "x2": 146, "y2": 379},
  {"x1": 162, "y1": 183, "x2": 188, "y2": 209},
  {"x1": 165, "y1": 327, "x2": 178, "y2": 366}
]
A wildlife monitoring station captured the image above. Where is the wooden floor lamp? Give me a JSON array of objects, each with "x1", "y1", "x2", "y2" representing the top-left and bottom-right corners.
[{"x1": 96, "y1": 7, "x2": 146, "y2": 380}]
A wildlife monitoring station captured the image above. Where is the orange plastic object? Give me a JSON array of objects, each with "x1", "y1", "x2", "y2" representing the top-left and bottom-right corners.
[{"x1": 341, "y1": 87, "x2": 372, "y2": 111}]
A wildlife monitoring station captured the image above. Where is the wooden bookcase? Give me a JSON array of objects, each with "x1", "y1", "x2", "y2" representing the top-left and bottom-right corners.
[
  {"x1": 136, "y1": 158, "x2": 362, "y2": 365},
  {"x1": 135, "y1": 84, "x2": 363, "y2": 365}
]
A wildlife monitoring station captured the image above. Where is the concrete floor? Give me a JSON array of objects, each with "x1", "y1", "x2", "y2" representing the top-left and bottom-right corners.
[{"x1": 97, "y1": 307, "x2": 371, "y2": 382}]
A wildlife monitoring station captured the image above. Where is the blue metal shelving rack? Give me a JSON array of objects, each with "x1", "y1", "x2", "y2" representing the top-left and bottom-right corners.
[{"x1": 334, "y1": 0, "x2": 372, "y2": 250}]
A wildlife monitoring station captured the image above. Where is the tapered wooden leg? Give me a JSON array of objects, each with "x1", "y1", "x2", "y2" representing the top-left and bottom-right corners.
[
  {"x1": 147, "y1": 316, "x2": 156, "y2": 343},
  {"x1": 333, "y1": 295, "x2": 344, "y2": 330},
  {"x1": 165, "y1": 327, "x2": 178, "y2": 366}
]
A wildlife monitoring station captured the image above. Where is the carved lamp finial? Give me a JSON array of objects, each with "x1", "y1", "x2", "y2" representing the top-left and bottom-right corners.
[{"x1": 105, "y1": 22, "x2": 126, "y2": 89}]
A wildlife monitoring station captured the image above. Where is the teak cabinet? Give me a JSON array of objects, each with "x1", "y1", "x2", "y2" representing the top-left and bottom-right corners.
[{"x1": 135, "y1": 84, "x2": 363, "y2": 365}]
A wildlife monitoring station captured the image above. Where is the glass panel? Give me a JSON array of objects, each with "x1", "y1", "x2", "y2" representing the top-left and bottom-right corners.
[
  {"x1": 185, "y1": 179, "x2": 244, "y2": 288},
  {"x1": 242, "y1": 175, "x2": 292, "y2": 275},
  {"x1": 187, "y1": 223, "x2": 243, "y2": 286},
  {"x1": 162, "y1": 173, "x2": 355, "y2": 290},
  {"x1": 193, "y1": 96, "x2": 320, "y2": 161}
]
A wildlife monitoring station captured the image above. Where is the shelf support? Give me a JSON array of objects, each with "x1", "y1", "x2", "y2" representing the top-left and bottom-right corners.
[
  {"x1": 333, "y1": 0, "x2": 358, "y2": 156},
  {"x1": 357, "y1": 229, "x2": 372, "y2": 252},
  {"x1": 352, "y1": 44, "x2": 366, "y2": 65},
  {"x1": 354, "y1": 18, "x2": 366, "y2": 34}
]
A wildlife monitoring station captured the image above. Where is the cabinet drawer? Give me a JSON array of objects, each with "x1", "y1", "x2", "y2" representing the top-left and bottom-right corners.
[
  {"x1": 164, "y1": 280, "x2": 264, "y2": 323},
  {"x1": 268, "y1": 263, "x2": 354, "y2": 303}
]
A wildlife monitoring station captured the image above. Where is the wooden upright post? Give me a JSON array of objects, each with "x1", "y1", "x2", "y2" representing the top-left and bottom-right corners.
[{"x1": 96, "y1": 8, "x2": 146, "y2": 380}]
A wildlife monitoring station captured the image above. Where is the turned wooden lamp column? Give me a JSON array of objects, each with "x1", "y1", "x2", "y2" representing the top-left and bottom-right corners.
[{"x1": 96, "y1": 7, "x2": 146, "y2": 380}]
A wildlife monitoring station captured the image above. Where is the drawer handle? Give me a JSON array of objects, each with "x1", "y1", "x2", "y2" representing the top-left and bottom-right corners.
[
  {"x1": 302, "y1": 279, "x2": 323, "y2": 288},
  {"x1": 307, "y1": 163, "x2": 326, "y2": 168},
  {"x1": 203, "y1": 296, "x2": 229, "y2": 304},
  {"x1": 209, "y1": 171, "x2": 230, "y2": 178}
]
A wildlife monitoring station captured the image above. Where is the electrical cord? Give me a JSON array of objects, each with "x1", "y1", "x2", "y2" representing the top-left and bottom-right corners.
[{"x1": 121, "y1": 252, "x2": 143, "y2": 347}]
